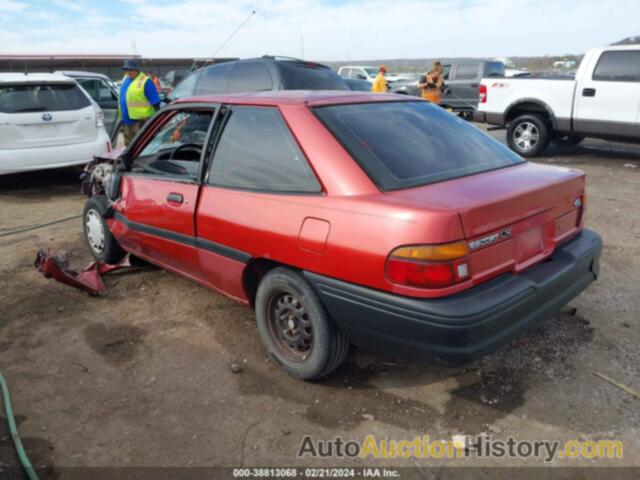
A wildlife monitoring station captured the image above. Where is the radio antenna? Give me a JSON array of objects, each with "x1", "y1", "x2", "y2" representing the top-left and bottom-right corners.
[{"x1": 211, "y1": 10, "x2": 256, "y2": 59}]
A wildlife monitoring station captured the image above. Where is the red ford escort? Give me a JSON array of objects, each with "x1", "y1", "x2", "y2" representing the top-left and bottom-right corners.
[{"x1": 82, "y1": 91, "x2": 602, "y2": 380}]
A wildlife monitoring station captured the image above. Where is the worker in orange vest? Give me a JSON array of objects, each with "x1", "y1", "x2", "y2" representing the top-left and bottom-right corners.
[
  {"x1": 147, "y1": 71, "x2": 161, "y2": 91},
  {"x1": 418, "y1": 61, "x2": 445, "y2": 104}
]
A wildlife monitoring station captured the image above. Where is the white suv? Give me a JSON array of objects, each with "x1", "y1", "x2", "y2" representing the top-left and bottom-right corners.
[{"x1": 0, "y1": 73, "x2": 111, "y2": 175}]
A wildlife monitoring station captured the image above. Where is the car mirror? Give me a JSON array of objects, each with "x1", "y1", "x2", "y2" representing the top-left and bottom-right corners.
[
  {"x1": 106, "y1": 172, "x2": 122, "y2": 201},
  {"x1": 356, "y1": 74, "x2": 366, "y2": 80}
]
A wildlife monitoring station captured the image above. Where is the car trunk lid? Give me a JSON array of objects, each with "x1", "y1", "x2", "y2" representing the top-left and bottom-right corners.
[{"x1": 386, "y1": 162, "x2": 586, "y2": 278}]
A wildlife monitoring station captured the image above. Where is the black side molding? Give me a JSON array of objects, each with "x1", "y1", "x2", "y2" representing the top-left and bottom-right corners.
[{"x1": 112, "y1": 212, "x2": 251, "y2": 263}]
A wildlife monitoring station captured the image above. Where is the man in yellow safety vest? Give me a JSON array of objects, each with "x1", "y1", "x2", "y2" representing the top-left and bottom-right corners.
[{"x1": 119, "y1": 58, "x2": 161, "y2": 146}]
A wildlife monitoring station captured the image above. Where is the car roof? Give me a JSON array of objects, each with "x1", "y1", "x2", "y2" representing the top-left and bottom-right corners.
[
  {"x1": 55, "y1": 70, "x2": 112, "y2": 80},
  {"x1": 595, "y1": 45, "x2": 640, "y2": 52},
  {"x1": 0, "y1": 72, "x2": 75, "y2": 84},
  {"x1": 177, "y1": 90, "x2": 416, "y2": 107},
  {"x1": 339, "y1": 66, "x2": 377, "y2": 69}
]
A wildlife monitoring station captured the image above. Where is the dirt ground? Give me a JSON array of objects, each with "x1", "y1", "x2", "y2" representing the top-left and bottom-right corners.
[{"x1": 0, "y1": 130, "x2": 639, "y2": 479}]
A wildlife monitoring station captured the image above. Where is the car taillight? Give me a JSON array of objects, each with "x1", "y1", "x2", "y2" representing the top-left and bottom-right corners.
[
  {"x1": 94, "y1": 104, "x2": 105, "y2": 128},
  {"x1": 479, "y1": 84, "x2": 487, "y2": 103},
  {"x1": 386, "y1": 241, "x2": 470, "y2": 289}
]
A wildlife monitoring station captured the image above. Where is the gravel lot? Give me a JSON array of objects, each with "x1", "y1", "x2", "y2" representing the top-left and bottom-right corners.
[{"x1": 0, "y1": 128, "x2": 639, "y2": 478}]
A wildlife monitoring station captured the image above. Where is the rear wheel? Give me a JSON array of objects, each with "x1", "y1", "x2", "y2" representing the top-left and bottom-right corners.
[
  {"x1": 83, "y1": 196, "x2": 125, "y2": 263},
  {"x1": 255, "y1": 267, "x2": 349, "y2": 380},
  {"x1": 507, "y1": 114, "x2": 550, "y2": 157}
]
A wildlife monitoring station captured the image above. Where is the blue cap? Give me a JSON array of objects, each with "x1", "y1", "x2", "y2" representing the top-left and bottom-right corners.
[{"x1": 122, "y1": 58, "x2": 142, "y2": 71}]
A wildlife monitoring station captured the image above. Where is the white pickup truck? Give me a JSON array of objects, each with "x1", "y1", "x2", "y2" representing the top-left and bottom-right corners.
[{"x1": 475, "y1": 45, "x2": 640, "y2": 156}]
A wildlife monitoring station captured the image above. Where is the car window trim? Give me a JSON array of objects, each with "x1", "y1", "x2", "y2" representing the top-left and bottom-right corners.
[
  {"x1": 205, "y1": 104, "x2": 325, "y2": 195},
  {"x1": 123, "y1": 102, "x2": 221, "y2": 185}
]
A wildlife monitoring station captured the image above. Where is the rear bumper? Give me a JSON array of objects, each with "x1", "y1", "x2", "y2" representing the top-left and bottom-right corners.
[
  {"x1": 305, "y1": 229, "x2": 602, "y2": 364},
  {"x1": 0, "y1": 130, "x2": 110, "y2": 175}
]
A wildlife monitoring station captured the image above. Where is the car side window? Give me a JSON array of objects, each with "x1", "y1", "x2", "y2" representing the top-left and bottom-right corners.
[
  {"x1": 171, "y1": 71, "x2": 200, "y2": 99},
  {"x1": 454, "y1": 63, "x2": 479, "y2": 80},
  {"x1": 227, "y1": 62, "x2": 273, "y2": 93},
  {"x1": 442, "y1": 64, "x2": 451, "y2": 80},
  {"x1": 130, "y1": 110, "x2": 214, "y2": 180},
  {"x1": 98, "y1": 80, "x2": 118, "y2": 102},
  {"x1": 77, "y1": 79, "x2": 100, "y2": 101},
  {"x1": 593, "y1": 51, "x2": 640, "y2": 82},
  {"x1": 208, "y1": 106, "x2": 321, "y2": 193},
  {"x1": 195, "y1": 62, "x2": 235, "y2": 95}
]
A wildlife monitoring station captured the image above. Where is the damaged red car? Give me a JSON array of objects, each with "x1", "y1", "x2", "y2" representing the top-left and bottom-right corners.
[{"x1": 81, "y1": 92, "x2": 602, "y2": 380}]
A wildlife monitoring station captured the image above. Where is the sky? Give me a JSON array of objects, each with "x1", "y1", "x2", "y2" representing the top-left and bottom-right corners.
[{"x1": 0, "y1": 0, "x2": 638, "y2": 61}]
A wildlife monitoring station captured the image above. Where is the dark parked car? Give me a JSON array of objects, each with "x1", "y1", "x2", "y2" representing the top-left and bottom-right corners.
[
  {"x1": 169, "y1": 56, "x2": 349, "y2": 100},
  {"x1": 391, "y1": 60, "x2": 505, "y2": 116},
  {"x1": 344, "y1": 77, "x2": 372, "y2": 92},
  {"x1": 82, "y1": 92, "x2": 600, "y2": 380}
]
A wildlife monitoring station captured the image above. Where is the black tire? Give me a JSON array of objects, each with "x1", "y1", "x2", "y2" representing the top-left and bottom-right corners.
[
  {"x1": 255, "y1": 267, "x2": 349, "y2": 380},
  {"x1": 507, "y1": 114, "x2": 551, "y2": 157},
  {"x1": 553, "y1": 135, "x2": 584, "y2": 147},
  {"x1": 83, "y1": 196, "x2": 125, "y2": 263}
]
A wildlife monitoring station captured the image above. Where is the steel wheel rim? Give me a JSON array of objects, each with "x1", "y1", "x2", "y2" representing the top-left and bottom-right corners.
[
  {"x1": 513, "y1": 121, "x2": 540, "y2": 152},
  {"x1": 85, "y1": 209, "x2": 105, "y2": 254},
  {"x1": 266, "y1": 291, "x2": 314, "y2": 362}
]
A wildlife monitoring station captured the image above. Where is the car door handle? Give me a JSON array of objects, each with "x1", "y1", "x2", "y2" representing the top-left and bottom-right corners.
[
  {"x1": 582, "y1": 88, "x2": 596, "y2": 97},
  {"x1": 167, "y1": 193, "x2": 184, "y2": 204},
  {"x1": 470, "y1": 83, "x2": 479, "y2": 88}
]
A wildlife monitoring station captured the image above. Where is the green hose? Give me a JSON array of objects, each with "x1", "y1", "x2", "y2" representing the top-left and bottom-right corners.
[{"x1": 0, "y1": 373, "x2": 39, "y2": 480}]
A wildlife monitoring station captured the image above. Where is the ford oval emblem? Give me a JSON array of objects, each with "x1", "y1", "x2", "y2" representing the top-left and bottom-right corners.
[{"x1": 42, "y1": 113, "x2": 52, "y2": 121}]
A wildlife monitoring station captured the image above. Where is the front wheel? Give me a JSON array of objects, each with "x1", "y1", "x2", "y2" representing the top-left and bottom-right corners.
[
  {"x1": 255, "y1": 267, "x2": 349, "y2": 380},
  {"x1": 83, "y1": 196, "x2": 125, "y2": 263},
  {"x1": 507, "y1": 114, "x2": 550, "y2": 157}
]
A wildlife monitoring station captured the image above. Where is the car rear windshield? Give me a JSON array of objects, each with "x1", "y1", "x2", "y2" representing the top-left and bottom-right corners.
[
  {"x1": 278, "y1": 63, "x2": 349, "y2": 90},
  {"x1": 314, "y1": 101, "x2": 524, "y2": 191},
  {"x1": 0, "y1": 83, "x2": 91, "y2": 113}
]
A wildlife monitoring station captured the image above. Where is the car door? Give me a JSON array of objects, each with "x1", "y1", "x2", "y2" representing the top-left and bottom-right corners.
[
  {"x1": 195, "y1": 105, "x2": 323, "y2": 300},
  {"x1": 113, "y1": 105, "x2": 218, "y2": 279},
  {"x1": 573, "y1": 49, "x2": 640, "y2": 139},
  {"x1": 76, "y1": 77, "x2": 120, "y2": 143},
  {"x1": 96, "y1": 78, "x2": 120, "y2": 142},
  {"x1": 445, "y1": 62, "x2": 481, "y2": 111}
]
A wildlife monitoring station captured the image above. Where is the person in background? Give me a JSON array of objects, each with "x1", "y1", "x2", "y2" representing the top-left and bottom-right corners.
[
  {"x1": 370, "y1": 65, "x2": 389, "y2": 93},
  {"x1": 148, "y1": 71, "x2": 162, "y2": 91},
  {"x1": 418, "y1": 61, "x2": 445, "y2": 105},
  {"x1": 119, "y1": 59, "x2": 161, "y2": 146}
]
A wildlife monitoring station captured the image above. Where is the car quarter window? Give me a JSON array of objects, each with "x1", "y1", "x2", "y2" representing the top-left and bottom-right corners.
[
  {"x1": 208, "y1": 106, "x2": 321, "y2": 193},
  {"x1": 593, "y1": 51, "x2": 640, "y2": 82},
  {"x1": 129, "y1": 109, "x2": 214, "y2": 180}
]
